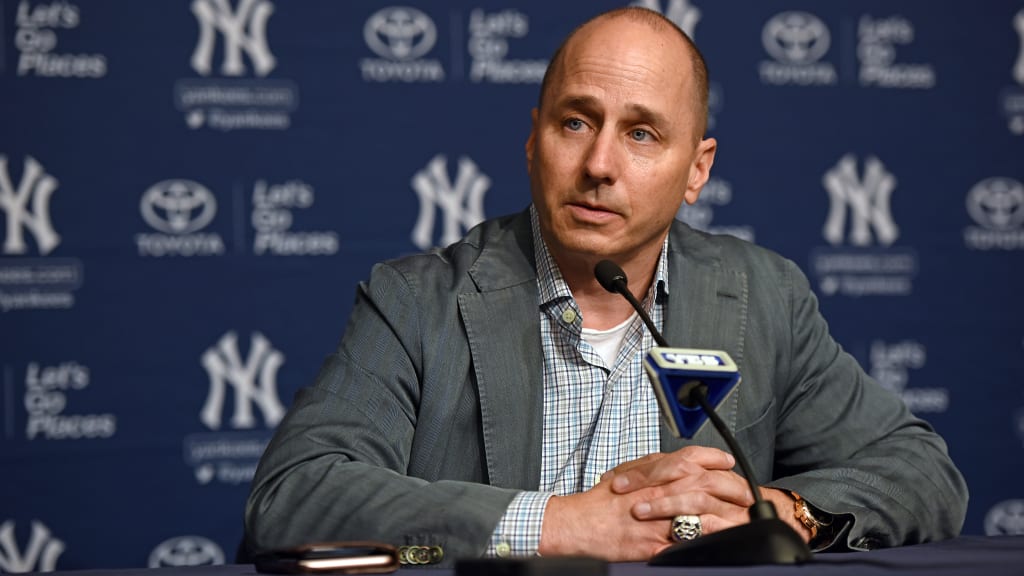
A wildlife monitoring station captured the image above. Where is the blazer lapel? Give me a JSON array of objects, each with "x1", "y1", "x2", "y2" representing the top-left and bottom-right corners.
[
  {"x1": 456, "y1": 217, "x2": 752, "y2": 484},
  {"x1": 459, "y1": 213, "x2": 544, "y2": 490},
  {"x1": 660, "y1": 225, "x2": 749, "y2": 454}
]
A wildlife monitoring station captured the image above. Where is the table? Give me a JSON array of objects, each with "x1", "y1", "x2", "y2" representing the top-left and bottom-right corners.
[{"x1": 21, "y1": 536, "x2": 1024, "y2": 576}]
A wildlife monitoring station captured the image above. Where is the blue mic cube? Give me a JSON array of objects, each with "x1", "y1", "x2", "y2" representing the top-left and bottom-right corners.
[{"x1": 643, "y1": 348, "x2": 741, "y2": 439}]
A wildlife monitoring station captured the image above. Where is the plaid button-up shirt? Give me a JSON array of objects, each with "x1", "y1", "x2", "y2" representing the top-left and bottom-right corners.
[{"x1": 486, "y1": 206, "x2": 666, "y2": 557}]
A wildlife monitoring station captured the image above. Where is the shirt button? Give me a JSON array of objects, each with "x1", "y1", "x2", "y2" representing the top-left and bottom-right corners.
[
  {"x1": 495, "y1": 542, "x2": 511, "y2": 558},
  {"x1": 561, "y1": 308, "x2": 577, "y2": 324}
]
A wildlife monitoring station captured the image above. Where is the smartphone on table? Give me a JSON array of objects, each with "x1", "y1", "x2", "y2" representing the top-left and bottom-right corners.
[{"x1": 253, "y1": 542, "x2": 398, "y2": 574}]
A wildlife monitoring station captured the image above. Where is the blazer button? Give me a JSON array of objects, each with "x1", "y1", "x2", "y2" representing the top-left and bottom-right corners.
[{"x1": 495, "y1": 542, "x2": 511, "y2": 557}]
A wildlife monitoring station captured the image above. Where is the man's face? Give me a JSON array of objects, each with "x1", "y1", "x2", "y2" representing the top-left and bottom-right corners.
[{"x1": 526, "y1": 17, "x2": 716, "y2": 267}]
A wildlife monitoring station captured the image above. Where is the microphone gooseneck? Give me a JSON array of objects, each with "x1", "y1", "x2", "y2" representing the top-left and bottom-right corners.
[
  {"x1": 593, "y1": 259, "x2": 811, "y2": 566},
  {"x1": 593, "y1": 260, "x2": 668, "y2": 347},
  {"x1": 683, "y1": 384, "x2": 777, "y2": 522},
  {"x1": 594, "y1": 259, "x2": 770, "y2": 513}
]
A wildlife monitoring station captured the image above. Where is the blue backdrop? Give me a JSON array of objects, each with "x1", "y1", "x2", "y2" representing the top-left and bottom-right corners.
[{"x1": 2, "y1": 0, "x2": 1023, "y2": 571}]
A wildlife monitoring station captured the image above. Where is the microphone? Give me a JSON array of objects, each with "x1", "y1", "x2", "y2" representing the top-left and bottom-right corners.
[
  {"x1": 594, "y1": 259, "x2": 811, "y2": 566},
  {"x1": 594, "y1": 259, "x2": 668, "y2": 347},
  {"x1": 595, "y1": 259, "x2": 740, "y2": 439}
]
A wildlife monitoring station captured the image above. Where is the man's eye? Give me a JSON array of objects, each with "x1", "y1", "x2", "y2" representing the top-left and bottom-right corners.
[
  {"x1": 631, "y1": 129, "x2": 651, "y2": 141},
  {"x1": 566, "y1": 118, "x2": 585, "y2": 131}
]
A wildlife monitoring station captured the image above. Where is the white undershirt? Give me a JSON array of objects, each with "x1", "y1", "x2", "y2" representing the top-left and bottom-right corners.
[{"x1": 580, "y1": 311, "x2": 639, "y2": 369}]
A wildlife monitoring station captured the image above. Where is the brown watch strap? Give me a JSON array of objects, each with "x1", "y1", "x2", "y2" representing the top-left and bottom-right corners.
[{"x1": 792, "y1": 492, "x2": 830, "y2": 541}]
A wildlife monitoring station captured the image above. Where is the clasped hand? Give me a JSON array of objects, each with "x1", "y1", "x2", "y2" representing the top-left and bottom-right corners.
[{"x1": 538, "y1": 446, "x2": 797, "y2": 561}]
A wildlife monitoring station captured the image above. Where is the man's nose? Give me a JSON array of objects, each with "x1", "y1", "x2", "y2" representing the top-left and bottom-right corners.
[{"x1": 583, "y1": 128, "x2": 621, "y2": 184}]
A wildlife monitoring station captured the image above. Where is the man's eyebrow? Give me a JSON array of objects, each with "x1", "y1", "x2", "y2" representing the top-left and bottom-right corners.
[
  {"x1": 624, "y1": 103, "x2": 671, "y2": 128},
  {"x1": 552, "y1": 95, "x2": 671, "y2": 127},
  {"x1": 553, "y1": 95, "x2": 600, "y2": 112}
]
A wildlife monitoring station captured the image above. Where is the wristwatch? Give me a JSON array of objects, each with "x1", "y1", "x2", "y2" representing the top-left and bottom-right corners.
[{"x1": 792, "y1": 492, "x2": 833, "y2": 545}]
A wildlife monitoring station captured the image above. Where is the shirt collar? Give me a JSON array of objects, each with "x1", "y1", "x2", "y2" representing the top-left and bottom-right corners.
[{"x1": 531, "y1": 205, "x2": 573, "y2": 306}]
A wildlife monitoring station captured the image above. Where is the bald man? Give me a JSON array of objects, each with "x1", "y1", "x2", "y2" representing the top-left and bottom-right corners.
[{"x1": 245, "y1": 7, "x2": 966, "y2": 565}]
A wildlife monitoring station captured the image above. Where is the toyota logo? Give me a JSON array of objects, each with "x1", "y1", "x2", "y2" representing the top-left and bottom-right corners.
[
  {"x1": 364, "y1": 6, "x2": 437, "y2": 61},
  {"x1": 140, "y1": 179, "x2": 217, "y2": 235},
  {"x1": 967, "y1": 177, "x2": 1024, "y2": 231},
  {"x1": 763, "y1": 11, "x2": 831, "y2": 65},
  {"x1": 148, "y1": 536, "x2": 225, "y2": 568},
  {"x1": 985, "y1": 500, "x2": 1024, "y2": 536}
]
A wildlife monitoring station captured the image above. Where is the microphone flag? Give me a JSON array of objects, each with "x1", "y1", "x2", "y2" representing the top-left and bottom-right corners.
[{"x1": 643, "y1": 348, "x2": 741, "y2": 439}]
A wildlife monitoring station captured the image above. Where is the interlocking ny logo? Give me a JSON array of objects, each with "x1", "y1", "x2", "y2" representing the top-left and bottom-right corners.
[
  {"x1": 0, "y1": 155, "x2": 60, "y2": 256},
  {"x1": 0, "y1": 520, "x2": 65, "y2": 573},
  {"x1": 823, "y1": 154, "x2": 899, "y2": 247},
  {"x1": 191, "y1": 0, "x2": 276, "y2": 77},
  {"x1": 411, "y1": 155, "x2": 488, "y2": 250},
  {"x1": 1014, "y1": 10, "x2": 1024, "y2": 85},
  {"x1": 200, "y1": 331, "x2": 285, "y2": 430},
  {"x1": 631, "y1": 0, "x2": 700, "y2": 38}
]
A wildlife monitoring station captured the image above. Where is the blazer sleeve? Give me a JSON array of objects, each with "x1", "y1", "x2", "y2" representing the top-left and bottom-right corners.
[
  {"x1": 765, "y1": 257, "x2": 968, "y2": 550},
  {"x1": 244, "y1": 262, "x2": 519, "y2": 564}
]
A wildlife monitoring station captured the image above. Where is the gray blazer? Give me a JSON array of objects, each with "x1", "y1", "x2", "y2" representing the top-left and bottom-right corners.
[{"x1": 245, "y1": 210, "x2": 967, "y2": 564}]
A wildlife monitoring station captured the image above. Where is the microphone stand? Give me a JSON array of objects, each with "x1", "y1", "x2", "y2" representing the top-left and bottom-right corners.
[
  {"x1": 648, "y1": 383, "x2": 811, "y2": 566},
  {"x1": 593, "y1": 260, "x2": 811, "y2": 566}
]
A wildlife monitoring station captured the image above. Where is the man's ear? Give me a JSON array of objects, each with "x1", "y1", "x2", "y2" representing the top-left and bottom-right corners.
[
  {"x1": 525, "y1": 108, "x2": 538, "y2": 173},
  {"x1": 683, "y1": 137, "x2": 717, "y2": 205}
]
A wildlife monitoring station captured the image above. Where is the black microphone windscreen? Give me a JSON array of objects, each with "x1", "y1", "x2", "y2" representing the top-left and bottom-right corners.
[{"x1": 594, "y1": 260, "x2": 627, "y2": 293}]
